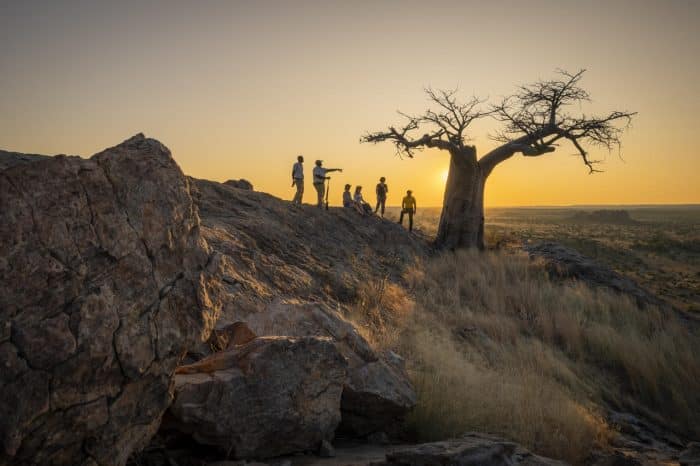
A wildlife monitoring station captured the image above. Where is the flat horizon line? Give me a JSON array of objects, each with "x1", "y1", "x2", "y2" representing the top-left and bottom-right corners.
[{"x1": 380, "y1": 203, "x2": 700, "y2": 209}]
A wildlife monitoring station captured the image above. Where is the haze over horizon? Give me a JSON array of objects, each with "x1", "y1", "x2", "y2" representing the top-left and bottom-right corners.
[{"x1": 1, "y1": 0, "x2": 698, "y2": 207}]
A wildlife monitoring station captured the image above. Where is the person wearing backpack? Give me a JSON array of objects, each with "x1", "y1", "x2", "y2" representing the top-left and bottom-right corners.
[{"x1": 374, "y1": 176, "x2": 388, "y2": 216}]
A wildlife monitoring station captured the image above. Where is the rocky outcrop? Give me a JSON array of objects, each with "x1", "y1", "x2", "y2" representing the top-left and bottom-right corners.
[
  {"x1": 190, "y1": 177, "x2": 428, "y2": 310},
  {"x1": 0, "y1": 149, "x2": 50, "y2": 170},
  {"x1": 524, "y1": 242, "x2": 668, "y2": 310},
  {"x1": 0, "y1": 135, "x2": 220, "y2": 466},
  {"x1": 224, "y1": 179, "x2": 253, "y2": 190},
  {"x1": 187, "y1": 178, "x2": 422, "y2": 438},
  {"x1": 372, "y1": 433, "x2": 566, "y2": 466},
  {"x1": 168, "y1": 336, "x2": 347, "y2": 458},
  {"x1": 243, "y1": 301, "x2": 416, "y2": 437}
]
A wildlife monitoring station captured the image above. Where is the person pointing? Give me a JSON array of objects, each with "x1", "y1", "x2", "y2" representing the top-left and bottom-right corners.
[{"x1": 312, "y1": 160, "x2": 342, "y2": 208}]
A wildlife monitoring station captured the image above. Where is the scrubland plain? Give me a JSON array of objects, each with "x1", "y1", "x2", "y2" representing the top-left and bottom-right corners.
[
  {"x1": 389, "y1": 206, "x2": 700, "y2": 312},
  {"x1": 350, "y1": 206, "x2": 700, "y2": 464}
]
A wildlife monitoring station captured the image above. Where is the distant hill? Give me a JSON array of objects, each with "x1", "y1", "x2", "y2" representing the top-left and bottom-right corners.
[{"x1": 569, "y1": 209, "x2": 639, "y2": 225}]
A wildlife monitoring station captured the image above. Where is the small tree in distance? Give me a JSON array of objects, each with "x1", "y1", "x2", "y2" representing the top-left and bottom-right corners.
[{"x1": 361, "y1": 70, "x2": 636, "y2": 250}]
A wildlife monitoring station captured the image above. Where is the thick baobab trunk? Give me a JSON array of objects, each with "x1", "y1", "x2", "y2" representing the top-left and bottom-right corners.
[{"x1": 436, "y1": 147, "x2": 486, "y2": 250}]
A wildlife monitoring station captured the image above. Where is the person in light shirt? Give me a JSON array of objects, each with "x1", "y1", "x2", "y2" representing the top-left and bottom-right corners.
[
  {"x1": 291, "y1": 155, "x2": 304, "y2": 204},
  {"x1": 312, "y1": 160, "x2": 342, "y2": 208}
]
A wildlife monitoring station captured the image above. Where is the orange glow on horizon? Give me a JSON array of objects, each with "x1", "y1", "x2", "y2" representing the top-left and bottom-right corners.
[{"x1": 1, "y1": 1, "x2": 698, "y2": 207}]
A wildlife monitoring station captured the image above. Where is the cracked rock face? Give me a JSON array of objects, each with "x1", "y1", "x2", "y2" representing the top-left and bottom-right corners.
[
  {"x1": 244, "y1": 301, "x2": 417, "y2": 437},
  {"x1": 169, "y1": 336, "x2": 347, "y2": 459},
  {"x1": 0, "y1": 134, "x2": 220, "y2": 466}
]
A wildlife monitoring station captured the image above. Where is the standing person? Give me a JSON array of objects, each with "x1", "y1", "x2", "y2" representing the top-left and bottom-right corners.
[
  {"x1": 291, "y1": 155, "x2": 304, "y2": 204},
  {"x1": 374, "y1": 176, "x2": 388, "y2": 216},
  {"x1": 312, "y1": 160, "x2": 342, "y2": 208},
  {"x1": 399, "y1": 190, "x2": 417, "y2": 232}
]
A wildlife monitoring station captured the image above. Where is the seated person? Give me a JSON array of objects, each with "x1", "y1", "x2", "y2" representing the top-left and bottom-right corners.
[
  {"x1": 343, "y1": 184, "x2": 365, "y2": 214},
  {"x1": 353, "y1": 186, "x2": 373, "y2": 214},
  {"x1": 343, "y1": 184, "x2": 353, "y2": 207}
]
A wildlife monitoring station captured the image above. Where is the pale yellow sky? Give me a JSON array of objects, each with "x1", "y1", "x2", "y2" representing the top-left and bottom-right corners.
[{"x1": 1, "y1": 0, "x2": 698, "y2": 206}]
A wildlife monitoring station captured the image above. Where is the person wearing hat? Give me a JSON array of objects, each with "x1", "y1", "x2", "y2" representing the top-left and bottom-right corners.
[
  {"x1": 291, "y1": 155, "x2": 305, "y2": 204},
  {"x1": 312, "y1": 160, "x2": 342, "y2": 208},
  {"x1": 374, "y1": 176, "x2": 388, "y2": 217},
  {"x1": 399, "y1": 189, "x2": 417, "y2": 231}
]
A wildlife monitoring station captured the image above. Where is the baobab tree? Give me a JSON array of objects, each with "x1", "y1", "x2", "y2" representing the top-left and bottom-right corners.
[{"x1": 362, "y1": 70, "x2": 636, "y2": 250}]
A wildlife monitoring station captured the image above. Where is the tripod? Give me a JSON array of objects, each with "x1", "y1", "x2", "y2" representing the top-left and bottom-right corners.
[{"x1": 324, "y1": 177, "x2": 331, "y2": 211}]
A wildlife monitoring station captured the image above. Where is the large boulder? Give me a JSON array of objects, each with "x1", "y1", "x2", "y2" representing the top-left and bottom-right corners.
[
  {"x1": 0, "y1": 134, "x2": 220, "y2": 466},
  {"x1": 168, "y1": 336, "x2": 347, "y2": 459},
  {"x1": 243, "y1": 300, "x2": 417, "y2": 437},
  {"x1": 339, "y1": 349, "x2": 417, "y2": 436},
  {"x1": 373, "y1": 433, "x2": 566, "y2": 466}
]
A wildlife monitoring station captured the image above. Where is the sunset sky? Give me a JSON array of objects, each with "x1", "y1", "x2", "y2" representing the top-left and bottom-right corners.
[{"x1": 1, "y1": 0, "x2": 698, "y2": 206}]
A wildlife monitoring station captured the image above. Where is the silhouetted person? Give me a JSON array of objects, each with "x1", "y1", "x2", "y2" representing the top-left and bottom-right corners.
[
  {"x1": 291, "y1": 155, "x2": 304, "y2": 204},
  {"x1": 343, "y1": 184, "x2": 364, "y2": 214},
  {"x1": 343, "y1": 184, "x2": 353, "y2": 207},
  {"x1": 375, "y1": 176, "x2": 388, "y2": 216},
  {"x1": 312, "y1": 160, "x2": 342, "y2": 208},
  {"x1": 354, "y1": 185, "x2": 373, "y2": 214},
  {"x1": 399, "y1": 190, "x2": 416, "y2": 231}
]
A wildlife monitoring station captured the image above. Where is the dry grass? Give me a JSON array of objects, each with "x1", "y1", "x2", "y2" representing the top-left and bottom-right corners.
[
  {"x1": 350, "y1": 278, "x2": 413, "y2": 349},
  {"x1": 348, "y1": 249, "x2": 700, "y2": 464},
  {"x1": 404, "y1": 328, "x2": 611, "y2": 463}
]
